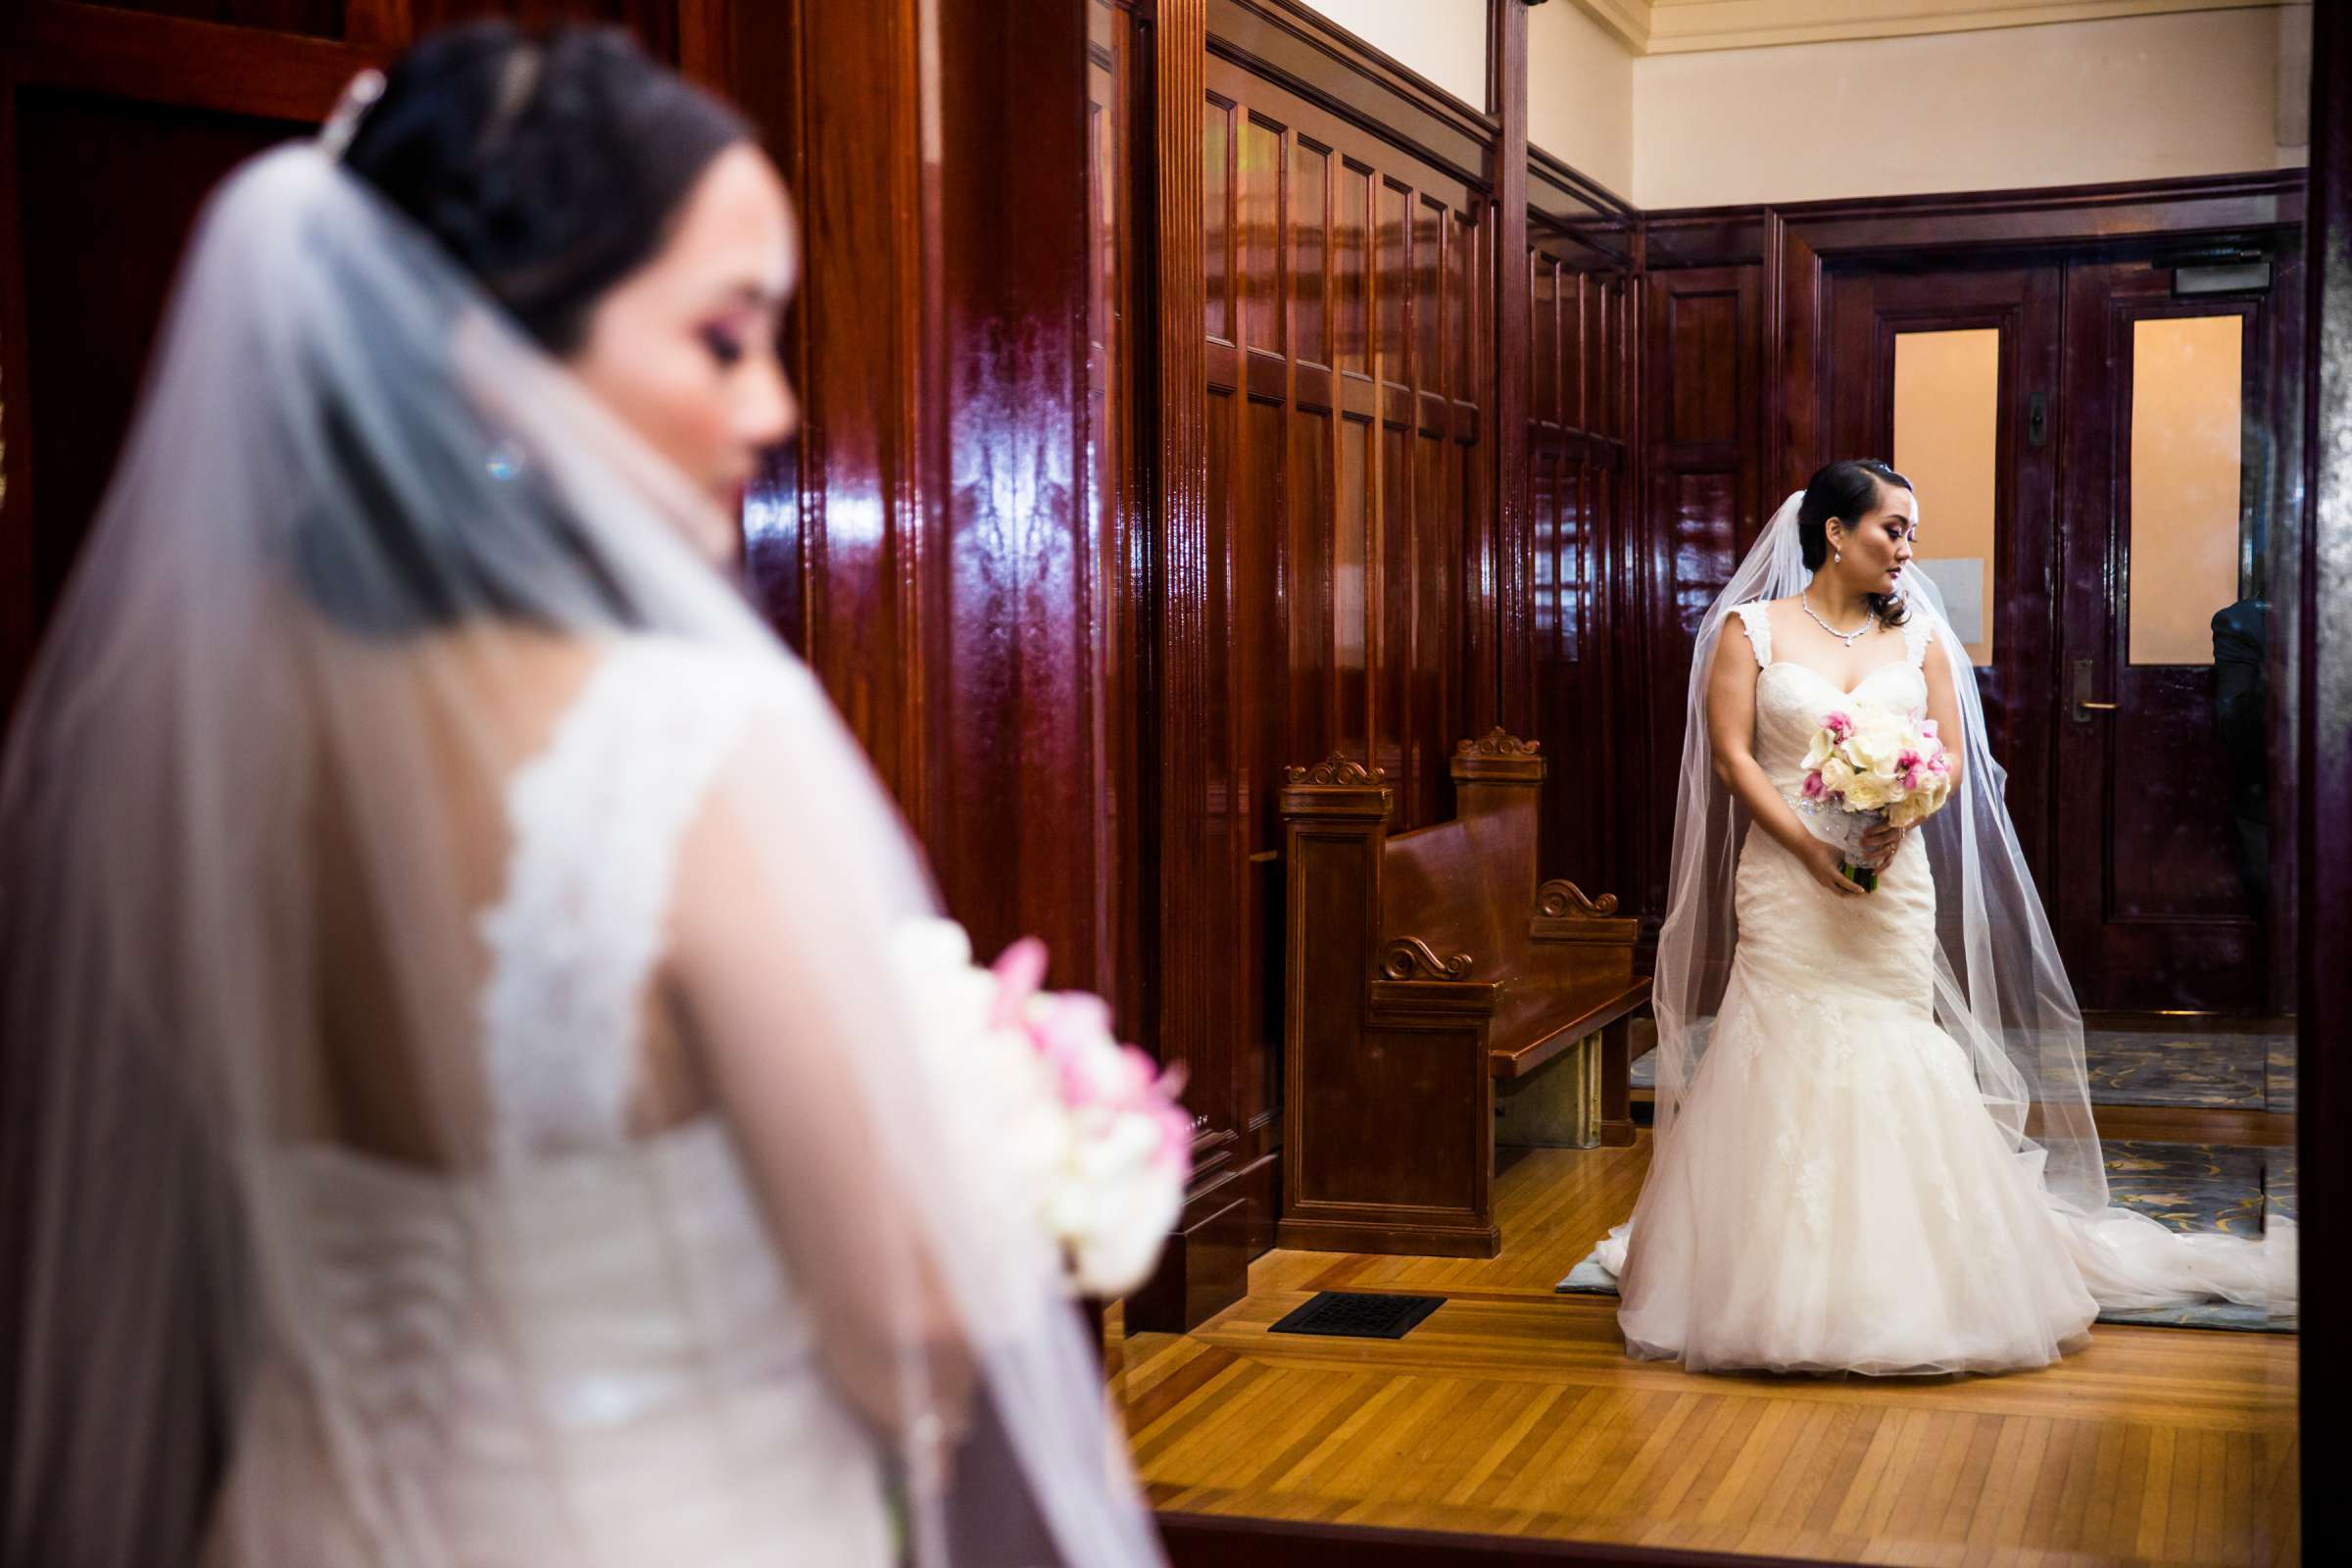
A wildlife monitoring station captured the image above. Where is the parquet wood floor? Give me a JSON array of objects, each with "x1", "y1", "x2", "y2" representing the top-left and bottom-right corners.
[{"x1": 1114, "y1": 1137, "x2": 2298, "y2": 1566}]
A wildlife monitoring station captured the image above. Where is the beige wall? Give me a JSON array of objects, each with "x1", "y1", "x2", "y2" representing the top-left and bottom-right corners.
[
  {"x1": 1633, "y1": 9, "x2": 2294, "y2": 210},
  {"x1": 1297, "y1": 1, "x2": 1490, "y2": 111},
  {"x1": 1529, "y1": 1, "x2": 1637, "y2": 201}
]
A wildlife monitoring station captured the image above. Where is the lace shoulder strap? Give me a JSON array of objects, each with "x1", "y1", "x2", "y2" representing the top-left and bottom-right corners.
[
  {"x1": 1732, "y1": 602, "x2": 1773, "y2": 668},
  {"x1": 1902, "y1": 612, "x2": 1934, "y2": 669},
  {"x1": 479, "y1": 638, "x2": 770, "y2": 1162}
]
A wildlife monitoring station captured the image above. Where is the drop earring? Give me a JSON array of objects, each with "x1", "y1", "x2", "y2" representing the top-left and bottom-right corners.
[{"x1": 1834, "y1": 545, "x2": 1842, "y2": 564}]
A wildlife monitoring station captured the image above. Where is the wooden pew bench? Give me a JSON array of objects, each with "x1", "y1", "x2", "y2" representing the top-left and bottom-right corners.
[{"x1": 1278, "y1": 731, "x2": 1651, "y2": 1259}]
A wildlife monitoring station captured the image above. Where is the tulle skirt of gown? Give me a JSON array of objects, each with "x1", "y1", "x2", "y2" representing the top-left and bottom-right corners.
[{"x1": 1592, "y1": 825, "x2": 2285, "y2": 1377}]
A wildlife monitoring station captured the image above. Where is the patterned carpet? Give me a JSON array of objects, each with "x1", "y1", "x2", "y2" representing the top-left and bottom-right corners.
[
  {"x1": 1556, "y1": 1139, "x2": 2296, "y2": 1333},
  {"x1": 1629, "y1": 1030, "x2": 2297, "y2": 1112}
]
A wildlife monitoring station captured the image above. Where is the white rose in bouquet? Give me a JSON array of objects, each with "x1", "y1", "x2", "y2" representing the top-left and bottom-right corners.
[
  {"x1": 1793, "y1": 704, "x2": 1954, "y2": 890},
  {"x1": 886, "y1": 917, "x2": 1191, "y2": 1298}
]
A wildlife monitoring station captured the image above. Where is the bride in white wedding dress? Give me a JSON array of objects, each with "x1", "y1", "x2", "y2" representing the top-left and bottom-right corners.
[
  {"x1": 1592, "y1": 460, "x2": 2293, "y2": 1376},
  {"x1": 2, "y1": 24, "x2": 1160, "y2": 1568}
]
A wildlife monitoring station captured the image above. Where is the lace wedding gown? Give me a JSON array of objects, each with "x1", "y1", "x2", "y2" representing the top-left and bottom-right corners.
[
  {"x1": 1592, "y1": 604, "x2": 2277, "y2": 1376},
  {"x1": 201, "y1": 639, "x2": 895, "y2": 1566}
]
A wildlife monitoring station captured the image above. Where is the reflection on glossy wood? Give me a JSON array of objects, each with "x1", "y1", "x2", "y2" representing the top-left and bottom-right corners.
[
  {"x1": 1122, "y1": 1138, "x2": 2300, "y2": 1566},
  {"x1": 1636, "y1": 263, "x2": 1763, "y2": 925},
  {"x1": 1157, "y1": 22, "x2": 1499, "y2": 1310},
  {"x1": 2298, "y1": 11, "x2": 2351, "y2": 1555},
  {"x1": 2058, "y1": 262, "x2": 2277, "y2": 1011},
  {"x1": 1527, "y1": 225, "x2": 1631, "y2": 940}
]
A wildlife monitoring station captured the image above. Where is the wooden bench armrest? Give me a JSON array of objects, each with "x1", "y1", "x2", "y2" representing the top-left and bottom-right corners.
[{"x1": 1488, "y1": 976, "x2": 1652, "y2": 1081}]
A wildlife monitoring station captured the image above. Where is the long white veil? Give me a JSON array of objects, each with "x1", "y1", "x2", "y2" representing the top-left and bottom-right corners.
[
  {"x1": 1653, "y1": 491, "x2": 2290, "y2": 1312},
  {"x1": 2, "y1": 141, "x2": 1161, "y2": 1566}
]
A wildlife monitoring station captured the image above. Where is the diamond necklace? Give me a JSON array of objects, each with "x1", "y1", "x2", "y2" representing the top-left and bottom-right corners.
[{"x1": 1800, "y1": 587, "x2": 1872, "y2": 648}]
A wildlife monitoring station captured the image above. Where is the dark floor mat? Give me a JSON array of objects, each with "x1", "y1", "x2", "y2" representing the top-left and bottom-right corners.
[{"x1": 1267, "y1": 1292, "x2": 1446, "y2": 1340}]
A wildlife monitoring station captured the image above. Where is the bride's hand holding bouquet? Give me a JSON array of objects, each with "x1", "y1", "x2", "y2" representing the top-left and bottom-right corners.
[{"x1": 1794, "y1": 706, "x2": 1954, "y2": 892}]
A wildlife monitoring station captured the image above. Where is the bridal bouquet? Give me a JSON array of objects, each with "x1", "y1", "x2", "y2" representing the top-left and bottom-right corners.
[
  {"x1": 887, "y1": 918, "x2": 1192, "y2": 1298},
  {"x1": 1795, "y1": 705, "x2": 1954, "y2": 890}
]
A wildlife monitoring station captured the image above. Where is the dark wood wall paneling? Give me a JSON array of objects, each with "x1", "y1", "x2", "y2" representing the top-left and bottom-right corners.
[
  {"x1": 2303, "y1": 5, "x2": 2352, "y2": 1554},
  {"x1": 5, "y1": 0, "x2": 2346, "y2": 1558},
  {"x1": 0, "y1": 0, "x2": 693, "y2": 725},
  {"x1": 719, "y1": 0, "x2": 1115, "y2": 999},
  {"x1": 1633, "y1": 243, "x2": 1764, "y2": 927},
  {"x1": 1629, "y1": 173, "x2": 2306, "y2": 942},
  {"x1": 1131, "y1": 0, "x2": 1515, "y2": 1329},
  {"x1": 2, "y1": 0, "x2": 1121, "y2": 978},
  {"x1": 1525, "y1": 152, "x2": 1637, "y2": 913}
]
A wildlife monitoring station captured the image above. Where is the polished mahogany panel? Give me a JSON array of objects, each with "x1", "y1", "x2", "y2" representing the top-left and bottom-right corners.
[
  {"x1": 1486, "y1": 0, "x2": 1529, "y2": 740},
  {"x1": 2300, "y1": 7, "x2": 2351, "y2": 1549},
  {"x1": 1087, "y1": 0, "x2": 1147, "y2": 1045},
  {"x1": 1175, "y1": 40, "x2": 1494, "y2": 1260},
  {"x1": 1278, "y1": 738, "x2": 1643, "y2": 1258},
  {"x1": 725, "y1": 0, "x2": 1120, "y2": 1009},
  {"x1": 1527, "y1": 231, "x2": 1631, "y2": 923},
  {"x1": 1635, "y1": 262, "x2": 1764, "y2": 921},
  {"x1": 2055, "y1": 262, "x2": 2271, "y2": 1009},
  {"x1": 94, "y1": 0, "x2": 346, "y2": 35},
  {"x1": 10, "y1": 91, "x2": 300, "y2": 724},
  {"x1": 1204, "y1": 0, "x2": 1494, "y2": 190}
]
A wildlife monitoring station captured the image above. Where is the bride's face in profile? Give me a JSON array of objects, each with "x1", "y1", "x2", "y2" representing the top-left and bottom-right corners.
[
  {"x1": 1825, "y1": 481, "x2": 1919, "y2": 597},
  {"x1": 565, "y1": 143, "x2": 800, "y2": 559}
]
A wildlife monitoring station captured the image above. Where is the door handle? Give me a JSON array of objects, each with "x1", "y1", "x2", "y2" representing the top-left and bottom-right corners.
[{"x1": 2072, "y1": 658, "x2": 2119, "y2": 723}]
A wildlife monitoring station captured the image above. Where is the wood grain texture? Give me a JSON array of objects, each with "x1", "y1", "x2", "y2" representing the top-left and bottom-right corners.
[
  {"x1": 1488, "y1": 0, "x2": 1531, "y2": 737},
  {"x1": 2054, "y1": 261, "x2": 2277, "y2": 1012},
  {"x1": 2297, "y1": 6, "x2": 2350, "y2": 1558},
  {"x1": 1118, "y1": 1135, "x2": 2299, "y2": 1565},
  {"x1": 1527, "y1": 220, "x2": 1632, "y2": 926},
  {"x1": 1634, "y1": 262, "x2": 1765, "y2": 927},
  {"x1": 1278, "y1": 736, "x2": 1642, "y2": 1256},
  {"x1": 1152, "y1": 28, "x2": 1499, "y2": 1300}
]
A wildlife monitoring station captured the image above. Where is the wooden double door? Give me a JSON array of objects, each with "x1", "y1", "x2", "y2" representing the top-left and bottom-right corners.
[{"x1": 1828, "y1": 247, "x2": 2296, "y2": 1014}]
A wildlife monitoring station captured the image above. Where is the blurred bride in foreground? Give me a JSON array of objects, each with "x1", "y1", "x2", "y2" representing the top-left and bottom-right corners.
[{"x1": 2, "y1": 23, "x2": 1162, "y2": 1567}]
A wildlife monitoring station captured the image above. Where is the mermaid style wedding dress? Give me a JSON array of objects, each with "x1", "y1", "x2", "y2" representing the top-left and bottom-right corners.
[
  {"x1": 1593, "y1": 604, "x2": 2278, "y2": 1376},
  {"x1": 201, "y1": 641, "x2": 895, "y2": 1566}
]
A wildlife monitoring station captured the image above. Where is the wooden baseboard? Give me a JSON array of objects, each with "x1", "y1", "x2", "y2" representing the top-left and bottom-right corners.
[
  {"x1": 1158, "y1": 1510, "x2": 1836, "y2": 1567},
  {"x1": 1125, "y1": 1147, "x2": 1282, "y2": 1334},
  {"x1": 1275, "y1": 1215, "x2": 1500, "y2": 1258},
  {"x1": 2093, "y1": 1105, "x2": 2296, "y2": 1148},
  {"x1": 1125, "y1": 1194, "x2": 1250, "y2": 1333},
  {"x1": 2082, "y1": 1010, "x2": 2294, "y2": 1035}
]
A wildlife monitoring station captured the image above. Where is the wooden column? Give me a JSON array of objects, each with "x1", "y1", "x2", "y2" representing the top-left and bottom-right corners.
[
  {"x1": 737, "y1": 0, "x2": 1107, "y2": 981},
  {"x1": 2300, "y1": 0, "x2": 2351, "y2": 1554},
  {"x1": 1486, "y1": 0, "x2": 1532, "y2": 737},
  {"x1": 1151, "y1": 0, "x2": 1211, "y2": 1125},
  {"x1": 1120, "y1": 0, "x2": 1251, "y2": 1334}
]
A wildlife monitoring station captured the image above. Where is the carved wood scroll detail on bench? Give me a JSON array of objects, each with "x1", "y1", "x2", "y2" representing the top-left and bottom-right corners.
[
  {"x1": 1535, "y1": 878, "x2": 1619, "y2": 918},
  {"x1": 1381, "y1": 937, "x2": 1475, "y2": 982}
]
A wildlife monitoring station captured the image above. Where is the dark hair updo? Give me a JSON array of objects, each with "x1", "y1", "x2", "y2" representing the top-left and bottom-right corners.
[
  {"x1": 340, "y1": 22, "x2": 750, "y2": 355},
  {"x1": 1798, "y1": 458, "x2": 1913, "y2": 629}
]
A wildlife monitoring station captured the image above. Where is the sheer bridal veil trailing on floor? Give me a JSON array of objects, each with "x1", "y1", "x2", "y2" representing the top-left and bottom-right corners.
[
  {"x1": 1651, "y1": 491, "x2": 2294, "y2": 1317},
  {"x1": 2, "y1": 141, "x2": 1160, "y2": 1566}
]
